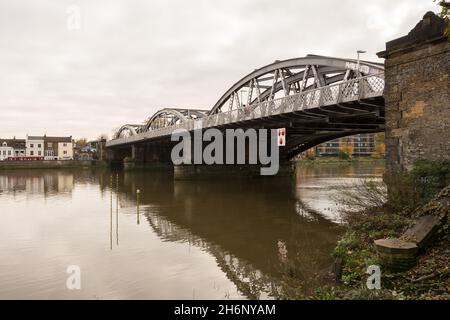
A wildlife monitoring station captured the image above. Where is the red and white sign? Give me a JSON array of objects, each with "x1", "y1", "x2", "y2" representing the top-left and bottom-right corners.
[{"x1": 277, "y1": 128, "x2": 286, "y2": 147}]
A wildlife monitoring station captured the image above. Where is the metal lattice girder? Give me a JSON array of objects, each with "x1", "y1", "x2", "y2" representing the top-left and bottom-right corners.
[
  {"x1": 209, "y1": 54, "x2": 384, "y2": 114},
  {"x1": 114, "y1": 124, "x2": 145, "y2": 139},
  {"x1": 144, "y1": 108, "x2": 209, "y2": 132}
]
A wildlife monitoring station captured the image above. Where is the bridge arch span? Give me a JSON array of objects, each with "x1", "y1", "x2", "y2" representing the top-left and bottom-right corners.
[
  {"x1": 209, "y1": 54, "x2": 384, "y2": 115},
  {"x1": 114, "y1": 124, "x2": 144, "y2": 139},
  {"x1": 144, "y1": 108, "x2": 208, "y2": 132}
]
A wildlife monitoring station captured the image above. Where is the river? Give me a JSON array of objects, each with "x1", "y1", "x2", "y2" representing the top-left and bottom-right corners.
[{"x1": 0, "y1": 163, "x2": 384, "y2": 299}]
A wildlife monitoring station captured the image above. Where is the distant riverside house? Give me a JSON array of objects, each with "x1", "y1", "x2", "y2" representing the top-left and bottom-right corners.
[
  {"x1": 0, "y1": 141, "x2": 14, "y2": 160},
  {"x1": 74, "y1": 140, "x2": 103, "y2": 160},
  {"x1": 12, "y1": 138, "x2": 26, "y2": 157},
  {"x1": 0, "y1": 136, "x2": 74, "y2": 161},
  {"x1": 44, "y1": 136, "x2": 74, "y2": 160},
  {"x1": 74, "y1": 144, "x2": 96, "y2": 160},
  {"x1": 315, "y1": 133, "x2": 376, "y2": 157},
  {"x1": 23, "y1": 135, "x2": 74, "y2": 160},
  {"x1": 0, "y1": 138, "x2": 26, "y2": 160},
  {"x1": 26, "y1": 135, "x2": 45, "y2": 157}
]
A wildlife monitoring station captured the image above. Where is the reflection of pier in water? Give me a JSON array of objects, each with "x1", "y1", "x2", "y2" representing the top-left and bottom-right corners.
[{"x1": 103, "y1": 171, "x2": 343, "y2": 298}]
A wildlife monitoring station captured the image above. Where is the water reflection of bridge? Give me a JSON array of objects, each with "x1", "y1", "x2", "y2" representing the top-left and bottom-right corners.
[{"x1": 100, "y1": 170, "x2": 343, "y2": 298}]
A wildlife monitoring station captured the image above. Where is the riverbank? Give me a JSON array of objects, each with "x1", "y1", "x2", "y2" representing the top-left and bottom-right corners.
[
  {"x1": 309, "y1": 161, "x2": 450, "y2": 300},
  {"x1": 311, "y1": 187, "x2": 449, "y2": 300},
  {"x1": 296, "y1": 157, "x2": 385, "y2": 165},
  {"x1": 0, "y1": 160, "x2": 108, "y2": 170}
]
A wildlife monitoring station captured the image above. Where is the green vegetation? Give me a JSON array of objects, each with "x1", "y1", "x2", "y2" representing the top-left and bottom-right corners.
[
  {"x1": 313, "y1": 186, "x2": 449, "y2": 299},
  {"x1": 386, "y1": 160, "x2": 450, "y2": 212},
  {"x1": 314, "y1": 160, "x2": 450, "y2": 300},
  {"x1": 278, "y1": 160, "x2": 449, "y2": 300},
  {"x1": 436, "y1": 0, "x2": 450, "y2": 39}
]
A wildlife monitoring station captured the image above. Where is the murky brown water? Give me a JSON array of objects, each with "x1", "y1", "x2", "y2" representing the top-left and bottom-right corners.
[{"x1": 0, "y1": 163, "x2": 383, "y2": 299}]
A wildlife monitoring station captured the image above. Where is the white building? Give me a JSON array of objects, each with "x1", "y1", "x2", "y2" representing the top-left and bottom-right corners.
[
  {"x1": 0, "y1": 141, "x2": 14, "y2": 161},
  {"x1": 26, "y1": 135, "x2": 45, "y2": 157},
  {"x1": 0, "y1": 135, "x2": 73, "y2": 160}
]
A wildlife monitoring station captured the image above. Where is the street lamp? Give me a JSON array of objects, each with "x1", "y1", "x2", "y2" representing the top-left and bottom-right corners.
[{"x1": 357, "y1": 50, "x2": 366, "y2": 77}]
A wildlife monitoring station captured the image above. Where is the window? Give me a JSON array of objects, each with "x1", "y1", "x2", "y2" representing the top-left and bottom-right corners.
[
  {"x1": 38, "y1": 144, "x2": 41, "y2": 148},
  {"x1": 30, "y1": 144, "x2": 34, "y2": 148},
  {"x1": 30, "y1": 151, "x2": 34, "y2": 156},
  {"x1": 2, "y1": 151, "x2": 5, "y2": 156},
  {"x1": 8, "y1": 151, "x2": 11, "y2": 156},
  {"x1": 63, "y1": 151, "x2": 67, "y2": 155},
  {"x1": 2, "y1": 142, "x2": 6, "y2": 147},
  {"x1": 48, "y1": 143, "x2": 53, "y2": 148},
  {"x1": 63, "y1": 143, "x2": 67, "y2": 147},
  {"x1": 38, "y1": 151, "x2": 42, "y2": 156}
]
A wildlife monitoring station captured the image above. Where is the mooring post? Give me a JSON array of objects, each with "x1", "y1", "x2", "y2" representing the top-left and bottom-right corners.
[
  {"x1": 136, "y1": 189, "x2": 140, "y2": 225},
  {"x1": 116, "y1": 173, "x2": 119, "y2": 246},
  {"x1": 109, "y1": 174, "x2": 113, "y2": 250}
]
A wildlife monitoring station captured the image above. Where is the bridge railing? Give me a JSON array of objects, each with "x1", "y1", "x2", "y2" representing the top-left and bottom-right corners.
[
  {"x1": 199, "y1": 73, "x2": 384, "y2": 128},
  {"x1": 108, "y1": 73, "x2": 384, "y2": 146}
]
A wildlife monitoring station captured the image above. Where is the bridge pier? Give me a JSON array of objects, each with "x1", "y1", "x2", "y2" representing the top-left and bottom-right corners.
[
  {"x1": 119, "y1": 142, "x2": 174, "y2": 171},
  {"x1": 131, "y1": 145, "x2": 137, "y2": 160},
  {"x1": 378, "y1": 12, "x2": 449, "y2": 172},
  {"x1": 105, "y1": 146, "x2": 132, "y2": 166}
]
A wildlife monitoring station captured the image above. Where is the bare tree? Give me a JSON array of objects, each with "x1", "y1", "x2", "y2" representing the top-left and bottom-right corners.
[{"x1": 97, "y1": 133, "x2": 109, "y2": 141}]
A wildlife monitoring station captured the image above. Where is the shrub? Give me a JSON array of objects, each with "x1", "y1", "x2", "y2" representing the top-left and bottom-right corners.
[{"x1": 385, "y1": 160, "x2": 450, "y2": 213}]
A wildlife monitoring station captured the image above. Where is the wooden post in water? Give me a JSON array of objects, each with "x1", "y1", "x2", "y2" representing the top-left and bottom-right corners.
[
  {"x1": 136, "y1": 189, "x2": 140, "y2": 225},
  {"x1": 116, "y1": 173, "x2": 119, "y2": 246},
  {"x1": 109, "y1": 175, "x2": 113, "y2": 250}
]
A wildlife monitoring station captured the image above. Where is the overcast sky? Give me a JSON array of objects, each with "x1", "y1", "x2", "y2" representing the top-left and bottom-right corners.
[{"x1": 0, "y1": 0, "x2": 438, "y2": 140}]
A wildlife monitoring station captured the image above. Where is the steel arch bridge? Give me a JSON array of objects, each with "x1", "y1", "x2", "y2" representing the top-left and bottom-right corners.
[{"x1": 107, "y1": 54, "x2": 385, "y2": 161}]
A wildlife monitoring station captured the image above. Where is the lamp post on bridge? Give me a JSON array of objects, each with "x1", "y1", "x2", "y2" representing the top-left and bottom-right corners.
[{"x1": 357, "y1": 50, "x2": 366, "y2": 77}]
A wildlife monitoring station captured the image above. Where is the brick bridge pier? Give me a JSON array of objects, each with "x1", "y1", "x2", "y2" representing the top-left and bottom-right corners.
[{"x1": 378, "y1": 12, "x2": 449, "y2": 173}]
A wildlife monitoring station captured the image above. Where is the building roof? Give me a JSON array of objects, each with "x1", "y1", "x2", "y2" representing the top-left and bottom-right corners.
[
  {"x1": 26, "y1": 135, "x2": 72, "y2": 143},
  {"x1": 26, "y1": 136, "x2": 45, "y2": 140},
  {"x1": 44, "y1": 136, "x2": 72, "y2": 143},
  {"x1": 0, "y1": 138, "x2": 26, "y2": 148}
]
